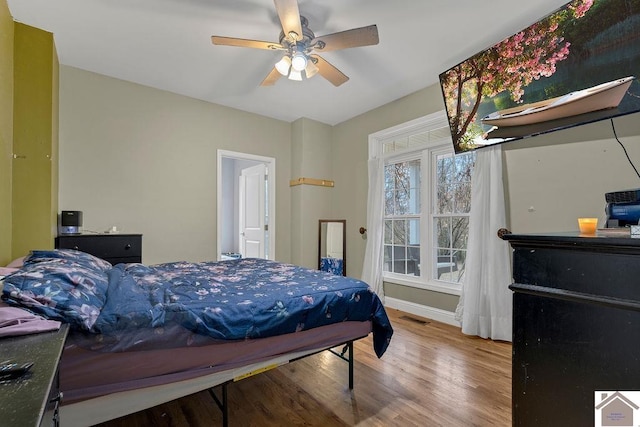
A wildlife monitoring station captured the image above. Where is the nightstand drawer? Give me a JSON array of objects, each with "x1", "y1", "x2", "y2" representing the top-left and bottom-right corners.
[{"x1": 55, "y1": 234, "x2": 142, "y2": 264}]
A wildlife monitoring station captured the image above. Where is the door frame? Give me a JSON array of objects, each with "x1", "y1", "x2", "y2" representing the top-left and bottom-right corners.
[{"x1": 216, "y1": 150, "x2": 276, "y2": 261}]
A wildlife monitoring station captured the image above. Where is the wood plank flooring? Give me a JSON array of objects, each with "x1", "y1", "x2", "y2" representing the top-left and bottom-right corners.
[{"x1": 95, "y1": 309, "x2": 512, "y2": 426}]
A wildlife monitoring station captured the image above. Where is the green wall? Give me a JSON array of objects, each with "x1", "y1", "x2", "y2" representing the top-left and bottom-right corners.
[
  {"x1": 11, "y1": 22, "x2": 58, "y2": 258},
  {"x1": 0, "y1": 8, "x2": 59, "y2": 263},
  {"x1": 0, "y1": 0, "x2": 13, "y2": 265}
]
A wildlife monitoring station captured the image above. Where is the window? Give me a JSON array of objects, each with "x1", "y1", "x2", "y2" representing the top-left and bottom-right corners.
[
  {"x1": 372, "y1": 113, "x2": 475, "y2": 295},
  {"x1": 433, "y1": 150, "x2": 474, "y2": 283},
  {"x1": 384, "y1": 159, "x2": 421, "y2": 276}
]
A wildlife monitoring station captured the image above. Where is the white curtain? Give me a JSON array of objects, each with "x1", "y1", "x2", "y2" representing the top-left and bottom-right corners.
[
  {"x1": 361, "y1": 157, "x2": 385, "y2": 300},
  {"x1": 455, "y1": 145, "x2": 512, "y2": 341}
]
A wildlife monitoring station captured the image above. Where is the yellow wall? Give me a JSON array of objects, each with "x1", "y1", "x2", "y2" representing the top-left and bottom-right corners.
[
  {"x1": 12, "y1": 22, "x2": 59, "y2": 257},
  {"x1": 0, "y1": 0, "x2": 13, "y2": 265}
]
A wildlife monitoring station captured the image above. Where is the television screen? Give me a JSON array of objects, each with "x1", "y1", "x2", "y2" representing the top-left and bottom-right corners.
[{"x1": 439, "y1": 0, "x2": 640, "y2": 154}]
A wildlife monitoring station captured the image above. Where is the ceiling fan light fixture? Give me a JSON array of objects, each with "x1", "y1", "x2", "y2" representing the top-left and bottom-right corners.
[
  {"x1": 291, "y1": 52, "x2": 307, "y2": 72},
  {"x1": 305, "y1": 59, "x2": 319, "y2": 79},
  {"x1": 288, "y1": 69, "x2": 303, "y2": 81},
  {"x1": 275, "y1": 56, "x2": 292, "y2": 76}
]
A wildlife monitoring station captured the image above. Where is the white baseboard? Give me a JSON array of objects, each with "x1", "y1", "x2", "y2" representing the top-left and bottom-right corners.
[{"x1": 384, "y1": 297, "x2": 460, "y2": 327}]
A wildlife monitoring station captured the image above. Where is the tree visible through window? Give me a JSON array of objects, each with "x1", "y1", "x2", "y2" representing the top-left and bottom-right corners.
[
  {"x1": 433, "y1": 152, "x2": 475, "y2": 282},
  {"x1": 384, "y1": 160, "x2": 421, "y2": 276}
]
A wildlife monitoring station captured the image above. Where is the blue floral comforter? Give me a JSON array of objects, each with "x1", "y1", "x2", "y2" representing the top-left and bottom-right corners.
[{"x1": 1, "y1": 250, "x2": 393, "y2": 357}]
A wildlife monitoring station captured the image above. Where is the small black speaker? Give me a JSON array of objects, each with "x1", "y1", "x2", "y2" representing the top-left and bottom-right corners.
[
  {"x1": 60, "y1": 211, "x2": 83, "y2": 234},
  {"x1": 61, "y1": 211, "x2": 83, "y2": 226}
]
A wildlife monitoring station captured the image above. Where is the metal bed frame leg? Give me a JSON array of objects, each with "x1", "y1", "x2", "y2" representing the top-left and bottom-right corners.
[
  {"x1": 331, "y1": 340, "x2": 354, "y2": 390},
  {"x1": 209, "y1": 382, "x2": 229, "y2": 427},
  {"x1": 347, "y1": 341, "x2": 354, "y2": 390}
]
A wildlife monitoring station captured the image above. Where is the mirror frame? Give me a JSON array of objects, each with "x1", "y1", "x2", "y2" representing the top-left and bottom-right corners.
[{"x1": 318, "y1": 219, "x2": 346, "y2": 276}]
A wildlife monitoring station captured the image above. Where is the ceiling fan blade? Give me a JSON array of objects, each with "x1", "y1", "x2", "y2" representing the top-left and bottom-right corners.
[
  {"x1": 311, "y1": 55, "x2": 349, "y2": 87},
  {"x1": 274, "y1": 0, "x2": 303, "y2": 41},
  {"x1": 312, "y1": 25, "x2": 379, "y2": 52},
  {"x1": 211, "y1": 36, "x2": 283, "y2": 50},
  {"x1": 261, "y1": 68, "x2": 283, "y2": 86}
]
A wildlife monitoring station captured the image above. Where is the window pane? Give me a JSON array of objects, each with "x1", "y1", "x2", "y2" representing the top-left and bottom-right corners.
[
  {"x1": 407, "y1": 219, "x2": 420, "y2": 245},
  {"x1": 436, "y1": 250, "x2": 455, "y2": 280},
  {"x1": 393, "y1": 220, "x2": 406, "y2": 245},
  {"x1": 408, "y1": 160, "x2": 421, "y2": 214},
  {"x1": 436, "y1": 217, "x2": 451, "y2": 247},
  {"x1": 384, "y1": 220, "x2": 393, "y2": 244},
  {"x1": 436, "y1": 183, "x2": 453, "y2": 214},
  {"x1": 454, "y1": 249, "x2": 467, "y2": 282},
  {"x1": 384, "y1": 190, "x2": 394, "y2": 216},
  {"x1": 408, "y1": 187, "x2": 420, "y2": 215},
  {"x1": 393, "y1": 246, "x2": 406, "y2": 274},
  {"x1": 384, "y1": 165, "x2": 394, "y2": 187},
  {"x1": 383, "y1": 245, "x2": 392, "y2": 272},
  {"x1": 383, "y1": 142, "x2": 395, "y2": 154},
  {"x1": 396, "y1": 187, "x2": 409, "y2": 215},
  {"x1": 394, "y1": 137, "x2": 408, "y2": 150},
  {"x1": 384, "y1": 165, "x2": 394, "y2": 215},
  {"x1": 453, "y1": 182, "x2": 472, "y2": 213},
  {"x1": 394, "y1": 163, "x2": 408, "y2": 189},
  {"x1": 384, "y1": 160, "x2": 421, "y2": 217},
  {"x1": 451, "y1": 216, "x2": 470, "y2": 250},
  {"x1": 407, "y1": 246, "x2": 420, "y2": 276},
  {"x1": 455, "y1": 152, "x2": 475, "y2": 181},
  {"x1": 436, "y1": 155, "x2": 454, "y2": 186},
  {"x1": 451, "y1": 253, "x2": 466, "y2": 282}
]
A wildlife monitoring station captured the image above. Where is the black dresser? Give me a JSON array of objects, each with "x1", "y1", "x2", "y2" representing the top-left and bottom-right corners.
[
  {"x1": 503, "y1": 232, "x2": 640, "y2": 427},
  {"x1": 55, "y1": 234, "x2": 142, "y2": 264}
]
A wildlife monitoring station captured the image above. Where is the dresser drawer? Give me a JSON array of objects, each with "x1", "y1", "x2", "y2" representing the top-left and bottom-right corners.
[{"x1": 55, "y1": 234, "x2": 142, "y2": 264}]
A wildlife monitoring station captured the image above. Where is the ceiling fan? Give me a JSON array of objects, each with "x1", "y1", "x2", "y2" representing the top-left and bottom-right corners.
[{"x1": 211, "y1": 0, "x2": 379, "y2": 87}]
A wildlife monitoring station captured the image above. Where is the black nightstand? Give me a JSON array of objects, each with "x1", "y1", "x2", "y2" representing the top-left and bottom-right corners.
[
  {"x1": 55, "y1": 234, "x2": 142, "y2": 264},
  {"x1": 0, "y1": 324, "x2": 69, "y2": 427}
]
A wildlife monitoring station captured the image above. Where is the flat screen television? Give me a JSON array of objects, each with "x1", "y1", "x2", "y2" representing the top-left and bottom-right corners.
[{"x1": 439, "y1": 0, "x2": 640, "y2": 154}]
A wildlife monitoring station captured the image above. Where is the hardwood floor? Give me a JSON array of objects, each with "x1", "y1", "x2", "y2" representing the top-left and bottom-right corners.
[{"x1": 95, "y1": 309, "x2": 512, "y2": 426}]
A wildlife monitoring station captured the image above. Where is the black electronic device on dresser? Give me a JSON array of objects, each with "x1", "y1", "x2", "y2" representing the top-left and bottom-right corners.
[{"x1": 55, "y1": 234, "x2": 142, "y2": 264}]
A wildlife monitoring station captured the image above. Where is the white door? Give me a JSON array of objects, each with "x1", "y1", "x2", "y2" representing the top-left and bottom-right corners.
[{"x1": 239, "y1": 163, "x2": 266, "y2": 258}]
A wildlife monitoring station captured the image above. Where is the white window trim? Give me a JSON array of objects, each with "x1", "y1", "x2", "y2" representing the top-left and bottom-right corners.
[{"x1": 369, "y1": 111, "x2": 462, "y2": 296}]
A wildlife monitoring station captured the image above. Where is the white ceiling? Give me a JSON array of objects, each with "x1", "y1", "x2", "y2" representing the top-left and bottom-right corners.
[{"x1": 7, "y1": 0, "x2": 569, "y2": 125}]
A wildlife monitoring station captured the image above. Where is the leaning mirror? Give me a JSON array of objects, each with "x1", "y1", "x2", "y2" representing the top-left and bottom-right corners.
[{"x1": 318, "y1": 219, "x2": 346, "y2": 276}]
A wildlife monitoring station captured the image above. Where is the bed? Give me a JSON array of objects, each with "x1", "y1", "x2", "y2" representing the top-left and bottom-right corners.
[{"x1": 0, "y1": 250, "x2": 393, "y2": 426}]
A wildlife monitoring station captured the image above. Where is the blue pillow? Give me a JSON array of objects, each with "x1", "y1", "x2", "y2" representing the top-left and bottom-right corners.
[
  {"x1": 1, "y1": 257, "x2": 109, "y2": 331},
  {"x1": 25, "y1": 249, "x2": 112, "y2": 272}
]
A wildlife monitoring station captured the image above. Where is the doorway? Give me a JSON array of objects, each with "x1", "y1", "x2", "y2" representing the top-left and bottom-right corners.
[{"x1": 217, "y1": 150, "x2": 276, "y2": 261}]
